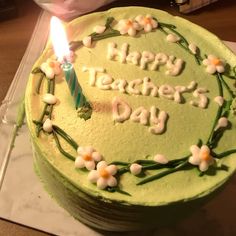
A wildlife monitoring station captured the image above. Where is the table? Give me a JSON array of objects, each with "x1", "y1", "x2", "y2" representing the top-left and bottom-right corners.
[{"x1": 0, "y1": 0, "x2": 235, "y2": 235}]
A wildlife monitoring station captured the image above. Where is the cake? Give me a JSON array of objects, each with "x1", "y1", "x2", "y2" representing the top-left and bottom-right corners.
[{"x1": 25, "y1": 7, "x2": 236, "y2": 231}]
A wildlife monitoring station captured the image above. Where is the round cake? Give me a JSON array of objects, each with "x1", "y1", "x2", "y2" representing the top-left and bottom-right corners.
[{"x1": 25, "y1": 7, "x2": 236, "y2": 231}]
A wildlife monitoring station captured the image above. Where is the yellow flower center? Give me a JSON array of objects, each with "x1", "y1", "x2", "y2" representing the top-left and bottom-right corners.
[
  {"x1": 144, "y1": 17, "x2": 152, "y2": 25},
  {"x1": 126, "y1": 20, "x2": 133, "y2": 27},
  {"x1": 83, "y1": 154, "x2": 92, "y2": 161},
  {"x1": 99, "y1": 169, "x2": 110, "y2": 178},
  {"x1": 201, "y1": 151, "x2": 211, "y2": 161},
  {"x1": 212, "y1": 58, "x2": 221, "y2": 66},
  {"x1": 48, "y1": 61, "x2": 56, "y2": 68}
]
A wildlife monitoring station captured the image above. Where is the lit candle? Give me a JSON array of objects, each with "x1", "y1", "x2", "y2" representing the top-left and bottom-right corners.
[{"x1": 50, "y1": 16, "x2": 86, "y2": 109}]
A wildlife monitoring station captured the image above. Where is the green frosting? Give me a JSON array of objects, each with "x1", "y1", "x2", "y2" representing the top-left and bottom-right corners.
[{"x1": 25, "y1": 7, "x2": 236, "y2": 230}]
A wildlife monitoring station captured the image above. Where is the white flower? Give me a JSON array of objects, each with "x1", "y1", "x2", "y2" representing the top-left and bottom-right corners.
[
  {"x1": 88, "y1": 161, "x2": 118, "y2": 189},
  {"x1": 117, "y1": 19, "x2": 141, "y2": 36},
  {"x1": 40, "y1": 59, "x2": 61, "y2": 79},
  {"x1": 135, "y1": 14, "x2": 158, "y2": 32},
  {"x1": 75, "y1": 146, "x2": 102, "y2": 171},
  {"x1": 203, "y1": 55, "x2": 225, "y2": 74},
  {"x1": 130, "y1": 163, "x2": 142, "y2": 175},
  {"x1": 189, "y1": 145, "x2": 215, "y2": 172}
]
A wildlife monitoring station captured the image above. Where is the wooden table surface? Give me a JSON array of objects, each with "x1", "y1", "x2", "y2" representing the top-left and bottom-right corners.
[{"x1": 0, "y1": 0, "x2": 235, "y2": 235}]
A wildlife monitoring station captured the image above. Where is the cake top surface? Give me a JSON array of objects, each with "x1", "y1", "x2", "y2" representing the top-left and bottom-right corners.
[{"x1": 26, "y1": 7, "x2": 236, "y2": 206}]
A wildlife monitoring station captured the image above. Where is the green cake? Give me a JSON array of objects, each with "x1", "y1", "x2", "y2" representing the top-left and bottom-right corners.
[{"x1": 25, "y1": 7, "x2": 236, "y2": 231}]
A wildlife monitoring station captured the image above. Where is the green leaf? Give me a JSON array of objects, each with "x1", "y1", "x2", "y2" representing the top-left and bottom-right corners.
[
  {"x1": 53, "y1": 125, "x2": 79, "y2": 150},
  {"x1": 33, "y1": 120, "x2": 43, "y2": 125},
  {"x1": 52, "y1": 131, "x2": 76, "y2": 161},
  {"x1": 137, "y1": 160, "x2": 189, "y2": 185},
  {"x1": 105, "y1": 17, "x2": 115, "y2": 28},
  {"x1": 77, "y1": 102, "x2": 93, "y2": 120},
  {"x1": 214, "y1": 148, "x2": 236, "y2": 159},
  {"x1": 110, "y1": 161, "x2": 130, "y2": 166},
  {"x1": 32, "y1": 67, "x2": 43, "y2": 74}
]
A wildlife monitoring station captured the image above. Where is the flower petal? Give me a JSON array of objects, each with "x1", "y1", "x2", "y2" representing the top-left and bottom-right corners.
[
  {"x1": 206, "y1": 65, "x2": 216, "y2": 74},
  {"x1": 118, "y1": 19, "x2": 126, "y2": 25},
  {"x1": 77, "y1": 146, "x2": 85, "y2": 155},
  {"x1": 88, "y1": 170, "x2": 99, "y2": 183},
  {"x1": 199, "y1": 161, "x2": 209, "y2": 172},
  {"x1": 144, "y1": 24, "x2": 152, "y2": 32},
  {"x1": 40, "y1": 63, "x2": 47, "y2": 72},
  {"x1": 85, "y1": 160, "x2": 95, "y2": 170},
  {"x1": 200, "y1": 145, "x2": 210, "y2": 157},
  {"x1": 106, "y1": 165, "x2": 117, "y2": 175},
  {"x1": 190, "y1": 145, "x2": 200, "y2": 156},
  {"x1": 97, "y1": 177, "x2": 108, "y2": 189},
  {"x1": 119, "y1": 28, "x2": 128, "y2": 35},
  {"x1": 133, "y1": 22, "x2": 142, "y2": 30},
  {"x1": 97, "y1": 161, "x2": 107, "y2": 171},
  {"x1": 135, "y1": 15, "x2": 143, "y2": 23},
  {"x1": 216, "y1": 65, "x2": 225, "y2": 73},
  {"x1": 189, "y1": 155, "x2": 200, "y2": 165},
  {"x1": 107, "y1": 176, "x2": 117, "y2": 187},
  {"x1": 92, "y1": 151, "x2": 102, "y2": 162},
  {"x1": 151, "y1": 19, "x2": 158, "y2": 28},
  {"x1": 83, "y1": 146, "x2": 93, "y2": 155},
  {"x1": 75, "y1": 157, "x2": 85, "y2": 168},
  {"x1": 45, "y1": 68, "x2": 55, "y2": 79},
  {"x1": 128, "y1": 28, "x2": 136, "y2": 36}
]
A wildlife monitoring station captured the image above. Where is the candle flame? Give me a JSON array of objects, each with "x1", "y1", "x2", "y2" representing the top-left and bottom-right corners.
[{"x1": 50, "y1": 16, "x2": 70, "y2": 61}]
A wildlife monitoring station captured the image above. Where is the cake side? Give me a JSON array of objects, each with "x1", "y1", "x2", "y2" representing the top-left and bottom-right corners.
[{"x1": 31, "y1": 132, "x2": 233, "y2": 231}]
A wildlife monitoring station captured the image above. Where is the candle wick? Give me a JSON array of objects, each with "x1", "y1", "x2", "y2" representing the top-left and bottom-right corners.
[{"x1": 64, "y1": 56, "x2": 68, "y2": 64}]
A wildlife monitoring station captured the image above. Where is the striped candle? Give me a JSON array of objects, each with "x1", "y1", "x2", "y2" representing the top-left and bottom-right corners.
[
  {"x1": 62, "y1": 62, "x2": 86, "y2": 109},
  {"x1": 50, "y1": 16, "x2": 86, "y2": 109}
]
